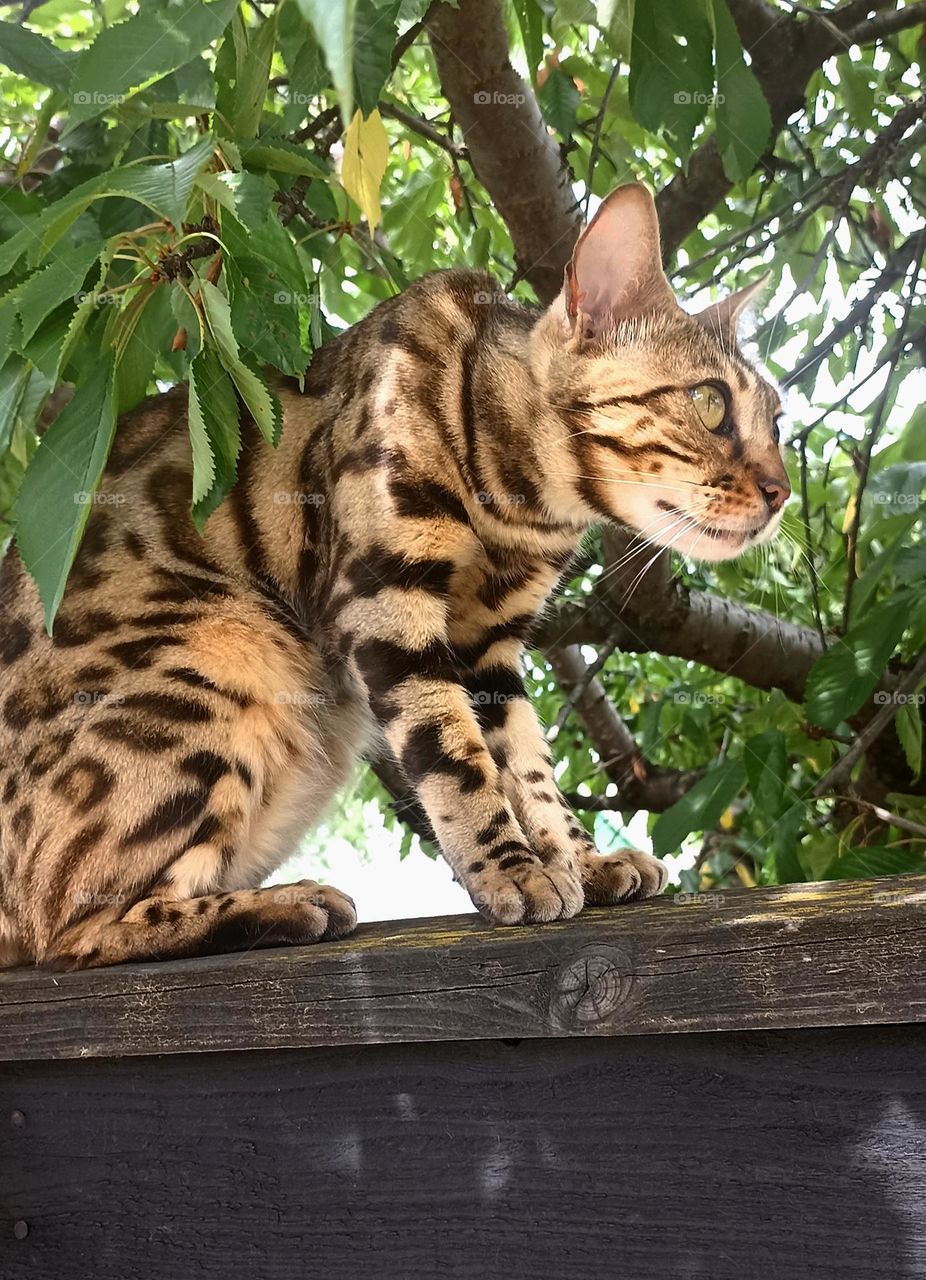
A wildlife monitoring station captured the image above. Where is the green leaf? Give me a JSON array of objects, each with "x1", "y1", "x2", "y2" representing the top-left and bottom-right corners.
[
  {"x1": 0, "y1": 20, "x2": 76, "y2": 93},
  {"x1": 0, "y1": 137, "x2": 216, "y2": 275},
  {"x1": 804, "y1": 595, "x2": 909, "y2": 729},
  {"x1": 188, "y1": 348, "x2": 242, "y2": 531},
  {"x1": 69, "y1": 0, "x2": 238, "y2": 124},
  {"x1": 216, "y1": 9, "x2": 279, "y2": 140},
  {"x1": 823, "y1": 845, "x2": 926, "y2": 881},
  {"x1": 713, "y1": 0, "x2": 772, "y2": 181},
  {"x1": 114, "y1": 284, "x2": 172, "y2": 413},
  {"x1": 234, "y1": 138, "x2": 327, "y2": 178},
  {"x1": 16, "y1": 239, "x2": 101, "y2": 346},
  {"x1": 199, "y1": 280, "x2": 281, "y2": 444},
  {"x1": 743, "y1": 730, "x2": 788, "y2": 819},
  {"x1": 895, "y1": 685, "x2": 924, "y2": 780},
  {"x1": 353, "y1": 0, "x2": 400, "y2": 116},
  {"x1": 652, "y1": 758, "x2": 746, "y2": 855},
  {"x1": 629, "y1": 0, "x2": 713, "y2": 157},
  {"x1": 513, "y1": 0, "x2": 545, "y2": 78},
  {"x1": 296, "y1": 0, "x2": 358, "y2": 124},
  {"x1": 538, "y1": 67, "x2": 580, "y2": 138},
  {"x1": 15, "y1": 357, "x2": 116, "y2": 631},
  {"x1": 0, "y1": 359, "x2": 33, "y2": 456}
]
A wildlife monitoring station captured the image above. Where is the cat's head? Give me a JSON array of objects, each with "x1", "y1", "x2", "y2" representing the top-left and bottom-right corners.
[{"x1": 535, "y1": 184, "x2": 789, "y2": 562}]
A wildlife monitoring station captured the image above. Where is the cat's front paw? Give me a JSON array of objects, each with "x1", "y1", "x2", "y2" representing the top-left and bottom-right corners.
[
  {"x1": 577, "y1": 847, "x2": 668, "y2": 906},
  {"x1": 468, "y1": 860, "x2": 584, "y2": 925}
]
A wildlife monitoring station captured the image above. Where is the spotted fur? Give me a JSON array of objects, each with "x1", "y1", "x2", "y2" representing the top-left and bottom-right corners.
[{"x1": 0, "y1": 185, "x2": 789, "y2": 969}]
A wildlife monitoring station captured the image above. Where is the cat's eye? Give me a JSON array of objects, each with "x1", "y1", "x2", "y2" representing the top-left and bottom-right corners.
[
  {"x1": 690, "y1": 383, "x2": 729, "y2": 433},
  {"x1": 772, "y1": 413, "x2": 783, "y2": 445}
]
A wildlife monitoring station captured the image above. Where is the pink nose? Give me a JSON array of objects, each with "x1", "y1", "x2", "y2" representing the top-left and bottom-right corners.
[{"x1": 758, "y1": 476, "x2": 790, "y2": 513}]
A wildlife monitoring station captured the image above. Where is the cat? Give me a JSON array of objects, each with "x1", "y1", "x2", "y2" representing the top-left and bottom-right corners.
[{"x1": 0, "y1": 184, "x2": 789, "y2": 969}]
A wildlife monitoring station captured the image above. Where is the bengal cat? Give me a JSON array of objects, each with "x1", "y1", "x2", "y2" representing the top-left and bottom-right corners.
[{"x1": 0, "y1": 184, "x2": 789, "y2": 969}]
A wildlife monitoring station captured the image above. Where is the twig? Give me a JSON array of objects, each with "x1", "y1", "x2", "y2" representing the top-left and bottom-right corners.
[
  {"x1": 835, "y1": 797, "x2": 926, "y2": 843},
  {"x1": 813, "y1": 651, "x2": 926, "y2": 797},
  {"x1": 379, "y1": 103, "x2": 469, "y2": 159}
]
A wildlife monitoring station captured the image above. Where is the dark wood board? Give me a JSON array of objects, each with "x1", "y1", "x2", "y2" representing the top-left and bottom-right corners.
[
  {"x1": 2, "y1": 874, "x2": 926, "y2": 1062},
  {"x1": 3, "y1": 1025, "x2": 926, "y2": 1280}
]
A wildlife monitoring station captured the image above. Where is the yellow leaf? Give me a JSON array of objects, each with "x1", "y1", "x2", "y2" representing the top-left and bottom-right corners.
[
  {"x1": 341, "y1": 108, "x2": 388, "y2": 232},
  {"x1": 628, "y1": 694, "x2": 640, "y2": 714},
  {"x1": 719, "y1": 806, "x2": 735, "y2": 830},
  {"x1": 842, "y1": 493, "x2": 857, "y2": 534}
]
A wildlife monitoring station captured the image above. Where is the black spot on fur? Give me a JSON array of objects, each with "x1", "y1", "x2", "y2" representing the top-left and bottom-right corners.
[
  {"x1": 0, "y1": 618, "x2": 31, "y2": 665},
  {"x1": 122, "y1": 788, "x2": 208, "y2": 847}
]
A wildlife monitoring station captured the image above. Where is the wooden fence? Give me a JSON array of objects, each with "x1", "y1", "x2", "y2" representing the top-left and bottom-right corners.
[{"x1": 3, "y1": 873, "x2": 926, "y2": 1278}]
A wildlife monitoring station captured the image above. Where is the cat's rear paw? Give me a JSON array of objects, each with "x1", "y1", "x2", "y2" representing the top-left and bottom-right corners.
[
  {"x1": 469, "y1": 862, "x2": 584, "y2": 925},
  {"x1": 578, "y1": 848, "x2": 668, "y2": 905}
]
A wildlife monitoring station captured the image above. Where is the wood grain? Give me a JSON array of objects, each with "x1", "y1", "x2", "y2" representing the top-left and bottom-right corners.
[
  {"x1": 2, "y1": 874, "x2": 926, "y2": 1062},
  {"x1": 3, "y1": 1026, "x2": 926, "y2": 1279}
]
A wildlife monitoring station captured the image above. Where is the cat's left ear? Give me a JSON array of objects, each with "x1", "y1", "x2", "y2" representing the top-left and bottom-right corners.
[
  {"x1": 694, "y1": 273, "x2": 770, "y2": 340},
  {"x1": 562, "y1": 184, "x2": 675, "y2": 337}
]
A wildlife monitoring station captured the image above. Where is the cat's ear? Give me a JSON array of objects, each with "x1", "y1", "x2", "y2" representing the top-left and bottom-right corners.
[
  {"x1": 694, "y1": 273, "x2": 770, "y2": 341},
  {"x1": 562, "y1": 184, "x2": 675, "y2": 337}
]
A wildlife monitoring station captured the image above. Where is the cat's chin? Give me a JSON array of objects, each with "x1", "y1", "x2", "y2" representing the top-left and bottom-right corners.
[{"x1": 664, "y1": 511, "x2": 783, "y2": 562}]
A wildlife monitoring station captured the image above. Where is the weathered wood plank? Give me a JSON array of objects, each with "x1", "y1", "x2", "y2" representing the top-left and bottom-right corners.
[
  {"x1": 1, "y1": 874, "x2": 925, "y2": 1062},
  {"x1": 3, "y1": 1026, "x2": 926, "y2": 1279}
]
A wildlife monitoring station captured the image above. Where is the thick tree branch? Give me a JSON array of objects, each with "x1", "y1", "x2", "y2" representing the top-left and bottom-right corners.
[
  {"x1": 426, "y1": 0, "x2": 580, "y2": 303},
  {"x1": 535, "y1": 579, "x2": 825, "y2": 703}
]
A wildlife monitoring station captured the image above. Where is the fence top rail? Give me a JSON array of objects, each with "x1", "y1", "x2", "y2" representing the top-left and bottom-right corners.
[{"x1": 1, "y1": 873, "x2": 925, "y2": 1063}]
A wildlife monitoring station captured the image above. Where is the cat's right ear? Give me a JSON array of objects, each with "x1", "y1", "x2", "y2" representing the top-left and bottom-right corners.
[{"x1": 561, "y1": 184, "x2": 675, "y2": 338}]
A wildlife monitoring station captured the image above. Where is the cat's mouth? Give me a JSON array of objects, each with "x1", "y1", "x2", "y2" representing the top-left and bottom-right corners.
[{"x1": 650, "y1": 502, "x2": 778, "y2": 561}]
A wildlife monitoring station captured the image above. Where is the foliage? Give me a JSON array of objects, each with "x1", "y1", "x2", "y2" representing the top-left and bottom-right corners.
[{"x1": 0, "y1": 0, "x2": 923, "y2": 889}]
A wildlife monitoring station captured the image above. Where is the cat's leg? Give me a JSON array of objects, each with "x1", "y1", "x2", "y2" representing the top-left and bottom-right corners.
[
  {"x1": 344, "y1": 614, "x2": 583, "y2": 925},
  {"x1": 470, "y1": 643, "x2": 667, "y2": 906},
  {"x1": 30, "y1": 596, "x2": 362, "y2": 969},
  {"x1": 46, "y1": 881, "x2": 356, "y2": 971}
]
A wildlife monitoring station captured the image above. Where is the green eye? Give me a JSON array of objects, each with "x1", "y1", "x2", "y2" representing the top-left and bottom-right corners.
[{"x1": 690, "y1": 383, "x2": 727, "y2": 432}]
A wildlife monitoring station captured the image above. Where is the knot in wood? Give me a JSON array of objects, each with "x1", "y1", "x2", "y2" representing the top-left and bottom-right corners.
[{"x1": 550, "y1": 945, "x2": 630, "y2": 1030}]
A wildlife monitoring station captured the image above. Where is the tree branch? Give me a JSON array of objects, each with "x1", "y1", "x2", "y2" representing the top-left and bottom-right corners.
[
  {"x1": 548, "y1": 646, "x2": 704, "y2": 811},
  {"x1": 426, "y1": 0, "x2": 580, "y2": 303}
]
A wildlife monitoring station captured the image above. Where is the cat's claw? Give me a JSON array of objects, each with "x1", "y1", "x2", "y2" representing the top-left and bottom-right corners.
[{"x1": 577, "y1": 847, "x2": 668, "y2": 906}]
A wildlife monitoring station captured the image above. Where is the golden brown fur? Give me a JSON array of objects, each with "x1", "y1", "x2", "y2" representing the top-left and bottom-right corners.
[{"x1": 0, "y1": 186, "x2": 789, "y2": 968}]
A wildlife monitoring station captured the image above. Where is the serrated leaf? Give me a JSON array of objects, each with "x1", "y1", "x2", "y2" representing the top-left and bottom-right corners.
[
  {"x1": 713, "y1": 0, "x2": 772, "y2": 181},
  {"x1": 16, "y1": 239, "x2": 101, "y2": 345},
  {"x1": 15, "y1": 357, "x2": 116, "y2": 631},
  {"x1": 743, "y1": 730, "x2": 788, "y2": 819},
  {"x1": 628, "y1": 0, "x2": 713, "y2": 157},
  {"x1": 296, "y1": 0, "x2": 358, "y2": 123},
  {"x1": 0, "y1": 19, "x2": 76, "y2": 93},
  {"x1": 652, "y1": 758, "x2": 747, "y2": 855},
  {"x1": 0, "y1": 137, "x2": 216, "y2": 275},
  {"x1": 538, "y1": 67, "x2": 580, "y2": 137},
  {"x1": 896, "y1": 685, "x2": 924, "y2": 779},
  {"x1": 235, "y1": 138, "x2": 327, "y2": 178},
  {"x1": 804, "y1": 595, "x2": 909, "y2": 729},
  {"x1": 341, "y1": 108, "x2": 389, "y2": 231},
  {"x1": 199, "y1": 279, "x2": 281, "y2": 444},
  {"x1": 0, "y1": 359, "x2": 33, "y2": 456},
  {"x1": 823, "y1": 845, "x2": 926, "y2": 880},
  {"x1": 189, "y1": 348, "x2": 242, "y2": 534},
  {"x1": 69, "y1": 0, "x2": 237, "y2": 124},
  {"x1": 354, "y1": 0, "x2": 400, "y2": 116}
]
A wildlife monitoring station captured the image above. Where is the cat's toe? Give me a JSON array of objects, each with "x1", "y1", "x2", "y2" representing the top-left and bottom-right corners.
[
  {"x1": 579, "y1": 847, "x2": 668, "y2": 905},
  {"x1": 470, "y1": 862, "x2": 584, "y2": 925}
]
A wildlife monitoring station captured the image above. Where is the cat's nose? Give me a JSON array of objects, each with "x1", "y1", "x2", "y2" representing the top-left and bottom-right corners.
[{"x1": 757, "y1": 475, "x2": 790, "y2": 513}]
